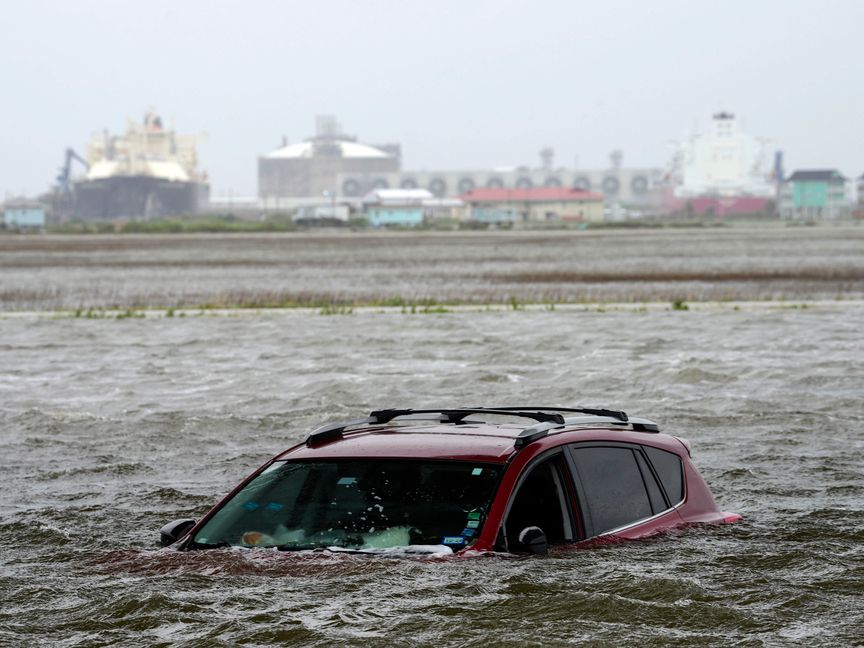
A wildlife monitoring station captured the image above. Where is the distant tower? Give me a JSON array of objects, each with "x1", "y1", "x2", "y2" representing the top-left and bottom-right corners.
[
  {"x1": 540, "y1": 147, "x2": 555, "y2": 171},
  {"x1": 315, "y1": 114, "x2": 342, "y2": 139},
  {"x1": 609, "y1": 149, "x2": 623, "y2": 170},
  {"x1": 772, "y1": 150, "x2": 785, "y2": 201},
  {"x1": 773, "y1": 150, "x2": 784, "y2": 183}
]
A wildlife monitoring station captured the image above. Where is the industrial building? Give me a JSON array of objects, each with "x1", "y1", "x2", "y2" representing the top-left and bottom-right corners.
[
  {"x1": 258, "y1": 116, "x2": 401, "y2": 205},
  {"x1": 338, "y1": 150, "x2": 661, "y2": 207},
  {"x1": 256, "y1": 116, "x2": 660, "y2": 208}
]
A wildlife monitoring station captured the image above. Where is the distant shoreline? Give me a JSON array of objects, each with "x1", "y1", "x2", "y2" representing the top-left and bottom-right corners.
[{"x1": 2, "y1": 215, "x2": 861, "y2": 237}]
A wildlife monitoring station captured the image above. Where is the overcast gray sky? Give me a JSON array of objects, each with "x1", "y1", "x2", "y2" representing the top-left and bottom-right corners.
[{"x1": 2, "y1": 0, "x2": 862, "y2": 198}]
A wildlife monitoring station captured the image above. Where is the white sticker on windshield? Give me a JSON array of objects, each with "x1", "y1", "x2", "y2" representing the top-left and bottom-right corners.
[
  {"x1": 337, "y1": 477, "x2": 357, "y2": 485},
  {"x1": 471, "y1": 468, "x2": 483, "y2": 476}
]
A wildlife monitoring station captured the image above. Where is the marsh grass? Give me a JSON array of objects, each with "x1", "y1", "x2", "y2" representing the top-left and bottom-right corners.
[
  {"x1": 27, "y1": 289, "x2": 860, "y2": 317},
  {"x1": 319, "y1": 304, "x2": 354, "y2": 316},
  {"x1": 70, "y1": 307, "x2": 146, "y2": 319},
  {"x1": 671, "y1": 299, "x2": 690, "y2": 311},
  {"x1": 115, "y1": 308, "x2": 145, "y2": 320},
  {"x1": 45, "y1": 215, "x2": 299, "y2": 235},
  {"x1": 492, "y1": 268, "x2": 864, "y2": 283}
]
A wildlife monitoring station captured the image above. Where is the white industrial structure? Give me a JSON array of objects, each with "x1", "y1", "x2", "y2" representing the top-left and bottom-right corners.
[
  {"x1": 338, "y1": 147, "x2": 663, "y2": 207},
  {"x1": 671, "y1": 112, "x2": 774, "y2": 198},
  {"x1": 258, "y1": 116, "x2": 401, "y2": 202}
]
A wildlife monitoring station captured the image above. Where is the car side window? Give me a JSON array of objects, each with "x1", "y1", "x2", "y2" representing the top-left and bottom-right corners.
[
  {"x1": 568, "y1": 445, "x2": 654, "y2": 535},
  {"x1": 502, "y1": 455, "x2": 575, "y2": 550},
  {"x1": 644, "y1": 446, "x2": 685, "y2": 505}
]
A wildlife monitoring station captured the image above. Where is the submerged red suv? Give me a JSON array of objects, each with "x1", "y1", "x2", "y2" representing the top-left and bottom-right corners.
[{"x1": 160, "y1": 407, "x2": 740, "y2": 555}]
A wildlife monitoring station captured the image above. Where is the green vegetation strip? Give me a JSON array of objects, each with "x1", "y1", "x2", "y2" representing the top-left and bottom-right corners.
[
  {"x1": 15, "y1": 298, "x2": 835, "y2": 320},
  {"x1": 490, "y1": 268, "x2": 864, "y2": 283}
]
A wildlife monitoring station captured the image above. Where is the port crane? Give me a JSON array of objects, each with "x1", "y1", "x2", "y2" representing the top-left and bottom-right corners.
[{"x1": 52, "y1": 148, "x2": 89, "y2": 220}]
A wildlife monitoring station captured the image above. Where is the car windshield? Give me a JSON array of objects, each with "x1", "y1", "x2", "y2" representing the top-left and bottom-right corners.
[{"x1": 191, "y1": 459, "x2": 502, "y2": 552}]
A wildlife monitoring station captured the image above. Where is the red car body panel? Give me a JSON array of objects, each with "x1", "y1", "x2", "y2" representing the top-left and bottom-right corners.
[{"x1": 177, "y1": 419, "x2": 739, "y2": 552}]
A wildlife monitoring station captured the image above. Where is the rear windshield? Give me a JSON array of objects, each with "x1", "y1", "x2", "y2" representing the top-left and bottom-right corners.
[{"x1": 192, "y1": 460, "x2": 502, "y2": 551}]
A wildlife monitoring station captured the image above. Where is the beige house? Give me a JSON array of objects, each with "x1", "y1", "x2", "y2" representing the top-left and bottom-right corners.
[{"x1": 461, "y1": 187, "x2": 605, "y2": 224}]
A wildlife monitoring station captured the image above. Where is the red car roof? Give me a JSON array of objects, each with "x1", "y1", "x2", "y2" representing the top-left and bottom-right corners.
[
  {"x1": 278, "y1": 422, "x2": 687, "y2": 463},
  {"x1": 281, "y1": 424, "x2": 520, "y2": 463}
]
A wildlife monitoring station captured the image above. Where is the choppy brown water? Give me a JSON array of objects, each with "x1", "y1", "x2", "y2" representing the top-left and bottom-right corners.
[
  {"x1": 1, "y1": 226, "x2": 864, "y2": 309},
  {"x1": 1, "y1": 304, "x2": 862, "y2": 646}
]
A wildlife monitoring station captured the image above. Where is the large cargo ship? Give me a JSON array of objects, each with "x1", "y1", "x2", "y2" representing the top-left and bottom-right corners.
[{"x1": 72, "y1": 110, "x2": 208, "y2": 220}]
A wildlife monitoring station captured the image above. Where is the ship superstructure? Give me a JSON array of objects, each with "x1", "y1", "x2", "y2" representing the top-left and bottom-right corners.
[
  {"x1": 72, "y1": 110, "x2": 208, "y2": 220},
  {"x1": 671, "y1": 112, "x2": 774, "y2": 199}
]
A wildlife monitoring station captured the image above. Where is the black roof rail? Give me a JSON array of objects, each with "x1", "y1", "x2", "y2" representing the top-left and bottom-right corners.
[
  {"x1": 303, "y1": 407, "x2": 645, "y2": 449},
  {"x1": 369, "y1": 408, "x2": 567, "y2": 425},
  {"x1": 305, "y1": 417, "x2": 377, "y2": 446},
  {"x1": 559, "y1": 414, "x2": 660, "y2": 433},
  {"x1": 514, "y1": 421, "x2": 565, "y2": 448},
  {"x1": 305, "y1": 408, "x2": 569, "y2": 447},
  {"x1": 627, "y1": 417, "x2": 660, "y2": 433},
  {"x1": 470, "y1": 406, "x2": 629, "y2": 422}
]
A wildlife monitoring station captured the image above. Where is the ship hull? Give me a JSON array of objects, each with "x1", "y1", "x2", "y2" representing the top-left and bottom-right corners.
[{"x1": 73, "y1": 176, "x2": 209, "y2": 220}]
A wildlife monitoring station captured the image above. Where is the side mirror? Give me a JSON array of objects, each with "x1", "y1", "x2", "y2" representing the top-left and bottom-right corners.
[
  {"x1": 159, "y1": 518, "x2": 196, "y2": 547},
  {"x1": 518, "y1": 526, "x2": 548, "y2": 555}
]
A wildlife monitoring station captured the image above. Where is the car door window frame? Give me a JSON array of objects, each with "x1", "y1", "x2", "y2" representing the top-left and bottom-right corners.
[
  {"x1": 498, "y1": 448, "x2": 582, "y2": 552},
  {"x1": 564, "y1": 441, "x2": 674, "y2": 539}
]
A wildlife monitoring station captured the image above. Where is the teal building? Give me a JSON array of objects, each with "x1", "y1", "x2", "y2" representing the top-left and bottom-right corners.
[
  {"x1": 362, "y1": 188, "x2": 430, "y2": 228},
  {"x1": 3, "y1": 203, "x2": 46, "y2": 228},
  {"x1": 780, "y1": 170, "x2": 850, "y2": 219},
  {"x1": 366, "y1": 205, "x2": 424, "y2": 227}
]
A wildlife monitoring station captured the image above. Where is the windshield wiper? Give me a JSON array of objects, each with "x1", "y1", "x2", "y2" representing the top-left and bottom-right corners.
[
  {"x1": 276, "y1": 541, "x2": 356, "y2": 551},
  {"x1": 275, "y1": 544, "x2": 455, "y2": 556},
  {"x1": 187, "y1": 540, "x2": 231, "y2": 550}
]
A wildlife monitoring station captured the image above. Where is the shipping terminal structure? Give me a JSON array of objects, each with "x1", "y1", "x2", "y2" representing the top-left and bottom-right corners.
[
  {"x1": 65, "y1": 111, "x2": 209, "y2": 221},
  {"x1": 256, "y1": 115, "x2": 664, "y2": 210}
]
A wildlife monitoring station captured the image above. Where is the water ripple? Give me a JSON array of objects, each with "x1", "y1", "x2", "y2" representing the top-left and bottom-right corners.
[{"x1": 0, "y1": 308, "x2": 862, "y2": 645}]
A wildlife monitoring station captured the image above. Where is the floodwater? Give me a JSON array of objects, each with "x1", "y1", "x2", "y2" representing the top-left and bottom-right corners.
[
  {"x1": 1, "y1": 226, "x2": 864, "y2": 310},
  {"x1": 1, "y1": 303, "x2": 862, "y2": 646},
  {"x1": 1, "y1": 228, "x2": 863, "y2": 646}
]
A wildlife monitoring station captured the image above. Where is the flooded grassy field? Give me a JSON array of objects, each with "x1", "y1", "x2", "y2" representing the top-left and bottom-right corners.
[
  {"x1": 1, "y1": 226, "x2": 863, "y2": 309},
  {"x1": 1, "y1": 228, "x2": 862, "y2": 646}
]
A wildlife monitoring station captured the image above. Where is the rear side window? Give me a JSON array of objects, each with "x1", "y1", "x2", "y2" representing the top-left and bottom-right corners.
[
  {"x1": 644, "y1": 446, "x2": 685, "y2": 504},
  {"x1": 569, "y1": 446, "x2": 653, "y2": 535},
  {"x1": 634, "y1": 450, "x2": 667, "y2": 514}
]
